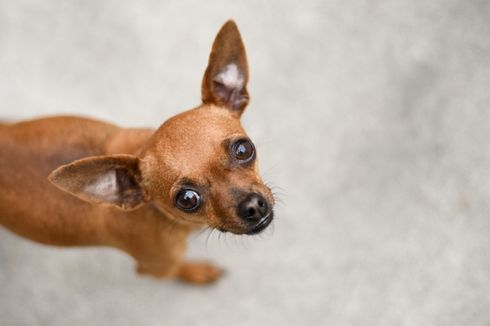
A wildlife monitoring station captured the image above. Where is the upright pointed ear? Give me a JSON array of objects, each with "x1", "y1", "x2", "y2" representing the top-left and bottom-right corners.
[
  {"x1": 48, "y1": 154, "x2": 148, "y2": 210},
  {"x1": 201, "y1": 20, "x2": 249, "y2": 117}
]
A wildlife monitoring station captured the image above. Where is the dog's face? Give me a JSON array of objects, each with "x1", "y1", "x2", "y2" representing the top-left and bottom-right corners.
[
  {"x1": 141, "y1": 105, "x2": 274, "y2": 234},
  {"x1": 49, "y1": 21, "x2": 274, "y2": 235}
]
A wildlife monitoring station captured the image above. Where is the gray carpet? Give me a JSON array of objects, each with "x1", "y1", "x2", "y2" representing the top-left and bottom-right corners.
[{"x1": 1, "y1": 1, "x2": 490, "y2": 325}]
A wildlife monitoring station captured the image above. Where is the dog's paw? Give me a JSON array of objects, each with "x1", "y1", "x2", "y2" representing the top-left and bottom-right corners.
[{"x1": 177, "y1": 261, "x2": 224, "y2": 285}]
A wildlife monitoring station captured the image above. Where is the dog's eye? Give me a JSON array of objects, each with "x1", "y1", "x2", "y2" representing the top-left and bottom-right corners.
[
  {"x1": 175, "y1": 189, "x2": 201, "y2": 212},
  {"x1": 231, "y1": 139, "x2": 255, "y2": 163}
]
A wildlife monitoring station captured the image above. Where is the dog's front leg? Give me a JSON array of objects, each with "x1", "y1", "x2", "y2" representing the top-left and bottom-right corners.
[
  {"x1": 128, "y1": 234, "x2": 223, "y2": 284},
  {"x1": 136, "y1": 260, "x2": 223, "y2": 284},
  {"x1": 176, "y1": 261, "x2": 223, "y2": 284}
]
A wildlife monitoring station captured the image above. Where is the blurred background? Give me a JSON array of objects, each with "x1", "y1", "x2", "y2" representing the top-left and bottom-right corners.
[{"x1": 1, "y1": 1, "x2": 490, "y2": 325}]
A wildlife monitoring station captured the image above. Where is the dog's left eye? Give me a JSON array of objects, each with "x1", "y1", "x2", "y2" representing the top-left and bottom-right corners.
[
  {"x1": 175, "y1": 189, "x2": 201, "y2": 212},
  {"x1": 231, "y1": 139, "x2": 255, "y2": 163}
]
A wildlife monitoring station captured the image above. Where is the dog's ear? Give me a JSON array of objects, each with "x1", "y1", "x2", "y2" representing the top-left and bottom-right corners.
[
  {"x1": 201, "y1": 20, "x2": 249, "y2": 117},
  {"x1": 48, "y1": 154, "x2": 148, "y2": 210}
]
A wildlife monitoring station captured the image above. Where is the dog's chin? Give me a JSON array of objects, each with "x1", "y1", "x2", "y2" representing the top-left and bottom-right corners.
[{"x1": 217, "y1": 212, "x2": 274, "y2": 235}]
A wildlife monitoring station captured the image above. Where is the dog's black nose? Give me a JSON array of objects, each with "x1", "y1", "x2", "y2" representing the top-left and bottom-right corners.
[{"x1": 237, "y1": 193, "x2": 269, "y2": 221}]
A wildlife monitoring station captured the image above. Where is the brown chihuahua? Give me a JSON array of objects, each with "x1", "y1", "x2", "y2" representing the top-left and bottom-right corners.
[{"x1": 0, "y1": 20, "x2": 274, "y2": 284}]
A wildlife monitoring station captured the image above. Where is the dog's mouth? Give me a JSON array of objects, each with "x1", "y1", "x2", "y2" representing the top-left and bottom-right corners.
[
  {"x1": 215, "y1": 212, "x2": 274, "y2": 235},
  {"x1": 245, "y1": 212, "x2": 274, "y2": 235}
]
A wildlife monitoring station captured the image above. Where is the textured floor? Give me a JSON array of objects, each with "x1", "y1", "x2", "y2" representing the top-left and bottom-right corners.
[{"x1": 1, "y1": 1, "x2": 490, "y2": 325}]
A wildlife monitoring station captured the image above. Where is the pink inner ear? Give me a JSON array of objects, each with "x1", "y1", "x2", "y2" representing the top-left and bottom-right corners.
[
  {"x1": 212, "y1": 63, "x2": 249, "y2": 112},
  {"x1": 83, "y1": 170, "x2": 118, "y2": 202},
  {"x1": 212, "y1": 81, "x2": 230, "y2": 100},
  {"x1": 212, "y1": 81, "x2": 248, "y2": 112},
  {"x1": 201, "y1": 21, "x2": 250, "y2": 114},
  {"x1": 214, "y1": 63, "x2": 244, "y2": 90},
  {"x1": 49, "y1": 154, "x2": 146, "y2": 210},
  {"x1": 115, "y1": 167, "x2": 147, "y2": 208}
]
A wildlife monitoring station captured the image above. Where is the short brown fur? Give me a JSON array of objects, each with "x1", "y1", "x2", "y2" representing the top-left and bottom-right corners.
[{"x1": 0, "y1": 21, "x2": 274, "y2": 284}]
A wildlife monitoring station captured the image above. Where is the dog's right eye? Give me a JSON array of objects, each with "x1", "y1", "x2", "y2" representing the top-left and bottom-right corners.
[
  {"x1": 230, "y1": 138, "x2": 255, "y2": 164},
  {"x1": 175, "y1": 189, "x2": 201, "y2": 212}
]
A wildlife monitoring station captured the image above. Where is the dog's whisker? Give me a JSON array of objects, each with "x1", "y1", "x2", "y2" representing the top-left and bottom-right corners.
[
  {"x1": 190, "y1": 226, "x2": 210, "y2": 241},
  {"x1": 205, "y1": 228, "x2": 216, "y2": 250}
]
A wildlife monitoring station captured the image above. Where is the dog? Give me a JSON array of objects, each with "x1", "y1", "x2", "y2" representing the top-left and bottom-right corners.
[{"x1": 0, "y1": 20, "x2": 274, "y2": 284}]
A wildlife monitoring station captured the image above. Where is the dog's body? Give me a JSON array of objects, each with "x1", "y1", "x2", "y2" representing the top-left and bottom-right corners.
[
  {"x1": 0, "y1": 21, "x2": 274, "y2": 284},
  {"x1": 0, "y1": 117, "x2": 158, "y2": 246}
]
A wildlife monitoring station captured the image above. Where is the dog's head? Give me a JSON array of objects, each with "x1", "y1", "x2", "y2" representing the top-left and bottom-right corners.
[{"x1": 49, "y1": 21, "x2": 274, "y2": 235}]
